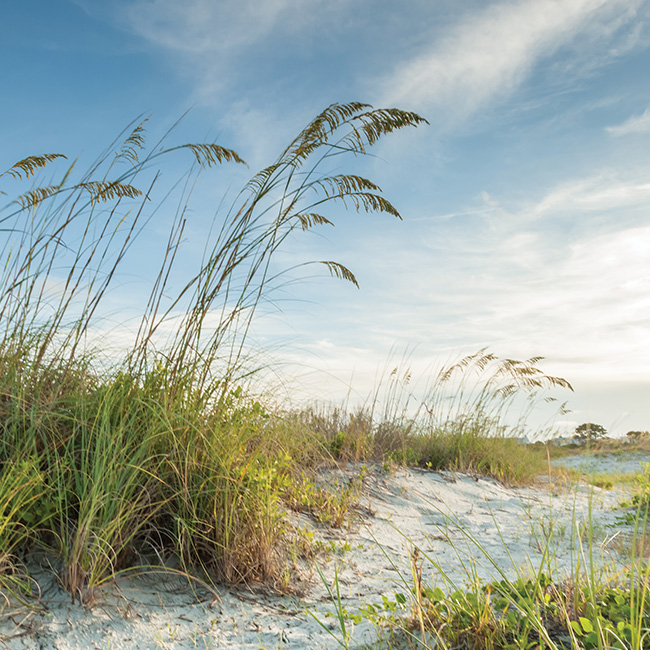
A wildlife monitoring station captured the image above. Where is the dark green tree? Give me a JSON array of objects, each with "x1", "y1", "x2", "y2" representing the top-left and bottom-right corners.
[
  {"x1": 626, "y1": 430, "x2": 649, "y2": 440},
  {"x1": 573, "y1": 422, "x2": 607, "y2": 444}
]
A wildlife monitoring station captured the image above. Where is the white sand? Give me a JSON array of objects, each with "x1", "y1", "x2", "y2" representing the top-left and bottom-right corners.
[{"x1": 0, "y1": 462, "x2": 637, "y2": 649}]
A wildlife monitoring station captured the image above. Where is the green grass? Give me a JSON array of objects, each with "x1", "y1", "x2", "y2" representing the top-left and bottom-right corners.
[
  {"x1": 0, "y1": 103, "x2": 432, "y2": 604},
  {"x1": 585, "y1": 472, "x2": 641, "y2": 490},
  {"x1": 303, "y1": 348, "x2": 571, "y2": 486}
]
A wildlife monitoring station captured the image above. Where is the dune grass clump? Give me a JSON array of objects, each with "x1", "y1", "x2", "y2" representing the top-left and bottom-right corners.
[
  {"x1": 0, "y1": 103, "x2": 427, "y2": 603},
  {"x1": 302, "y1": 349, "x2": 572, "y2": 485}
]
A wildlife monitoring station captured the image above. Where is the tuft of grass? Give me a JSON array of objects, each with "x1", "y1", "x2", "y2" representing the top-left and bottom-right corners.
[
  {"x1": 301, "y1": 349, "x2": 572, "y2": 486},
  {"x1": 0, "y1": 103, "x2": 427, "y2": 603}
]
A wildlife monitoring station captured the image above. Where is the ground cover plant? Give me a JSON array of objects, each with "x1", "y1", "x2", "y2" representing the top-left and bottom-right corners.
[{"x1": 313, "y1": 482, "x2": 650, "y2": 650}]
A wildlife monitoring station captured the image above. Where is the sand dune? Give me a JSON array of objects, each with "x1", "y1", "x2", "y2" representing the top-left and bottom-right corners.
[{"x1": 1, "y1": 457, "x2": 644, "y2": 649}]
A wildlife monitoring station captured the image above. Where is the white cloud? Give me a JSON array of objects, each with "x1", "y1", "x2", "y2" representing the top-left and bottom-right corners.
[
  {"x1": 527, "y1": 172, "x2": 650, "y2": 219},
  {"x1": 282, "y1": 166, "x2": 650, "y2": 391},
  {"x1": 277, "y1": 220, "x2": 650, "y2": 424},
  {"x1": 480, "y1": 190, "x2": 499, "y2": 207},
  {"x1": 107, "y1": 0, "x2": 354, "y2": 135},
  {"x1": 376, "y1": 0, "x2": 642, "y2": 119},
  {"x1": 124, "y1": 0, "x2": 296, "y2": 54},
  {"x1": 607, "y1": 107, "x2": 650, "y2": 135},
  {"x1": 491, "y1": 225, "x2": 650, "y2": 367},
  {"x1": 120, "y1": 0, "x2": 354, "y2": 58}
]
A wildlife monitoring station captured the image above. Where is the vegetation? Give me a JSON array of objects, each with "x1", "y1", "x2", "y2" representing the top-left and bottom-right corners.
[
  {"x1": 574, "y1": 423, "x2": 608, "y2": 445},
  {"x1": 1, "y1": 104, "x2": 647, "y2": 649},
  {"x1": 306, "y1": 348, "x2": 571, "y2": 485},
  {"x1": 627, "y1": 431, "x2": 650, "y2": 442},
  {"x1": 326, "y1": 567, "x2": 650, "y2": 650},
  {"x1": 0, "y1": 103, "x2": 431, "y2": 604},
  {"x1": 315, "y1": 470, "x2": 650, "y2": 650}
]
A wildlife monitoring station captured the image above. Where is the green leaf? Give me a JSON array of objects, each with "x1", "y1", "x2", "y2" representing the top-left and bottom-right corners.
[
  {"x1": 580, "y1": 617, "x2": 594, "y2": 633},
  {"x1": 571, "y1": 620, "x2": 584, "y2": 636},
  {"x1": 424, "y1": 587, "x2": 445, "y2": 602}
]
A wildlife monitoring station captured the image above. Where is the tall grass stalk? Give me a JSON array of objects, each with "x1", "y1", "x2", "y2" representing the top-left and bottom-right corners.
[
  {"x1": 0, "y1": 103, "x2": 426, "y2": 602},
  {"x1": 304, "y1": 349, "x2": 572, "y2": 484}
]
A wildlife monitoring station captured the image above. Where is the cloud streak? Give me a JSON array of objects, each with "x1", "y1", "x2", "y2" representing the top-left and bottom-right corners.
[
  {"x1": 527, "y1": 172, "x2": 650, "y2": 220},
  {"x1": 607, "y1": 106, "x2": 650, "y2": 135},
  {"x1": 376, "y1": 0, "x2": 643, "y2": 121},
  {"x1": 124, "y1": 0, "x2": 299, "y2": 54}
]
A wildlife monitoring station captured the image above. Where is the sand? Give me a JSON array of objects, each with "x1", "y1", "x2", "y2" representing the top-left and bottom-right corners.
[{"x1": 1, "y1": 454, "x2": 646, "y2": 649}]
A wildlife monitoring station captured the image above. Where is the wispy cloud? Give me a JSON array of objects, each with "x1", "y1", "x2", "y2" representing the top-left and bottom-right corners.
[
  {"x1": 376, "y1": 0, "x2": 643, "y2": 120},
  {"x1": 102, "y1": 0, "x2": 353, "y2": 153},
  {"x1": 526, "y1": 171, "x2": 650, "y2": 220},
  {"x1": 123, "y1": 0, "x2": 299, "y2": 54},
  {"x1": 275, "y1": 163, "x2": 650, "y2": 391},
  {"x1": 607, "y1": 106, "x2": 650, "y2": 135},
  {"x1": 488, "y1": 225, "x2": 650, "y2": 372}
]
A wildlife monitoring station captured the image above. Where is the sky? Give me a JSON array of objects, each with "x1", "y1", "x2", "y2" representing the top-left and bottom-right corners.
[{"x1": 2, "y1": 0, "x2": 650, "y2": 436}]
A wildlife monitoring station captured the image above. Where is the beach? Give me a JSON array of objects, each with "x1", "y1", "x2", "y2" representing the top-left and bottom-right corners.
[{"x1": 2, "y1": 453, "x2": 644, "y2": 649}]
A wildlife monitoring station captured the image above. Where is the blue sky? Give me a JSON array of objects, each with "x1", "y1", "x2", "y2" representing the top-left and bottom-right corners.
[{"x1": 3, "y1": 0, "x2": 650, "y2": 436}]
